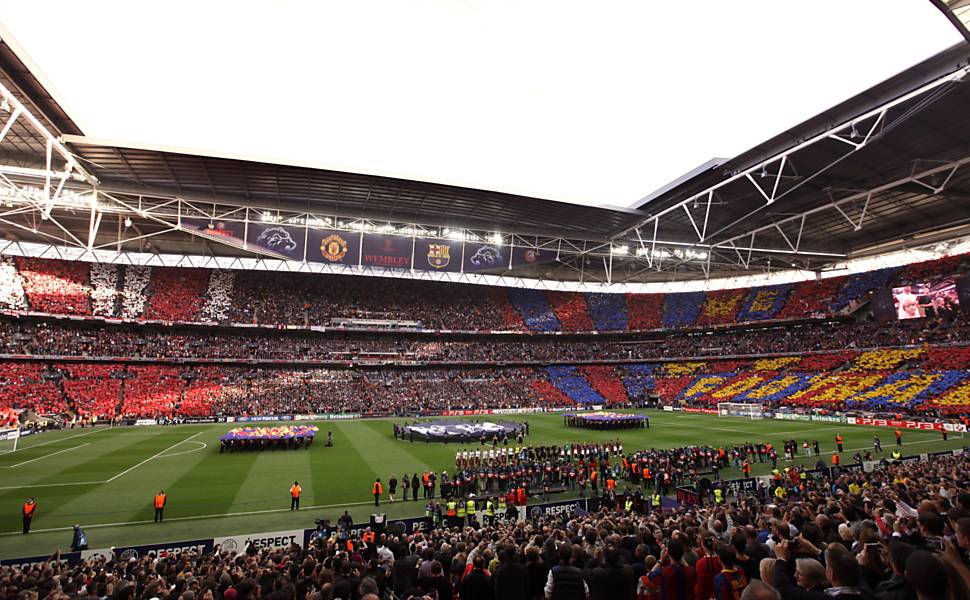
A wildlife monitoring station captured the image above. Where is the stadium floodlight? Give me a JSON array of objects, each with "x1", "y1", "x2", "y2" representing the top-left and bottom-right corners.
[
  {"x1": 0, "y1": 98, "x2": 8, "y2": 112},
  {"x1": 490, "y1": 233, "x2": 504, "y2": 245},
  {"x1": 124, "y1": 217, "x2": 132, "y2": 228},
  {"x1": 611, "y1": 244, "x2": 628, "y2": 255}
]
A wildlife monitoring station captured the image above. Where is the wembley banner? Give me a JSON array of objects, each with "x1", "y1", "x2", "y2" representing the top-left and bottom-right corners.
[{"x1": 361, "y1": 234, "x2": 413, "y2": 270}]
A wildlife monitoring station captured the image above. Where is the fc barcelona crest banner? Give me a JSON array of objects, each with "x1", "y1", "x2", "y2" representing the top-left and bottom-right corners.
[
  {"x1": 414, "y1": 238, "x2": 461, "y2": 272},
  {"x1": 305, "y1": 229, "x2": 361, "y2": 266}
]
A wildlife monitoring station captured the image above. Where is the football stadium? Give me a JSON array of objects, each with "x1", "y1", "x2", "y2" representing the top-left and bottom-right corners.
[{"x1": 2, "y1": 3, "x2": 970, "y2": 599}]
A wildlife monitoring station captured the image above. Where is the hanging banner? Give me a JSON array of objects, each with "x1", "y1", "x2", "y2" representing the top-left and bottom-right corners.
[
  {"x1": 413, "y1": 238, "x2": 462, "y2": 273},
  {"x1": 181, "y1": 217, "x2": 246, "y2": 249},
  {"x1": 247, "y1": 222, "x2": 305, "y2": 261},
  {"x1": 361, "y1": 234, "x2": 412, "y2": 270},
  {"x1": 511, "y1": 246, "x2": 557, "y2": 268},
  {"x1": 306, "y1": 229, "x2": 361, "y2": 266},
  {"x1": 464, "y1": 243, "x2": 508, "y2": 273}
]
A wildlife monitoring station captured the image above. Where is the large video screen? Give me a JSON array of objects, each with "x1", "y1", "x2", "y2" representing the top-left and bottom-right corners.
[{"x1": 892, "y1": 279, "x2": 960, "y2": 320}]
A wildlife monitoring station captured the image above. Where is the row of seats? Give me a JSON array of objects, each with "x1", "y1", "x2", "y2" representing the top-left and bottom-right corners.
[
  {"x1": 3, "y1": 353, "x2": 970, "y2": 417},
  {"x1": 2, "y1": 252, "x2": 967, "y2": 331}
]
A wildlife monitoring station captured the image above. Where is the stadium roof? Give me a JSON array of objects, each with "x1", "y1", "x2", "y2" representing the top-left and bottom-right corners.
[{"x1": 1, "y1": 15, "x2": 970, "y2": 284}]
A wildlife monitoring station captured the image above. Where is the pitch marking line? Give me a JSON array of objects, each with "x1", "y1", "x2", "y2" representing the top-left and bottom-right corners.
[
  {"x1": 0, "y1": 499, "x2": 379, "y2": 536},
  {"x1": 1, "y1": 436, "x2": 959, "y2": 537},
  {"x1": 105, "y1": 432, "x2": 203, "y2": 482},
  {"x1": 0, "y1": 443, "x2": 91, "y2": 468},
  {"x1": 0, "y1": 432, "x2": 204, "y2": 490},
  {"x1": 2, "y1": 427, "x2": 108, "y2": 454},
  {"x1": 157, "y1": 440, "x2": 207, "y2": 458}
]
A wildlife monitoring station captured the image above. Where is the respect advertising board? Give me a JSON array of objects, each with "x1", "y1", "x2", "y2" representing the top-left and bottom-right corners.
[
  {"x1": 109, "y1": 538, "x2": 213, "y2": 562},
  {"x1": 525, "y1": 498, "x2": 588, "y2": 521},
  {"x1": 213, "y1": 529, "x2": 304, "y2": 553}
]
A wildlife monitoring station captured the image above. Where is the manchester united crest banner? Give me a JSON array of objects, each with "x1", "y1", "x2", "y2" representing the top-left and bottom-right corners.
[
  {"x1": 414, "y1": 238, "x2": 462, "y2": 273},
  {"x1": 305, "y1": 229, "x2": 361, "y2": 266}
]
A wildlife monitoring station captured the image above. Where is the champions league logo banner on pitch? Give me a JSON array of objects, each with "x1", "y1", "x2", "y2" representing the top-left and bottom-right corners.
[
  {"x1": 306, "y1": 229, "x2": 361, "y2": 266},
  {"x1": 402, "y1": 419, "x2": 525, "y2": 442},
  {"x1": 414, "y1": 238, "x2": 462, "y2": 272}
]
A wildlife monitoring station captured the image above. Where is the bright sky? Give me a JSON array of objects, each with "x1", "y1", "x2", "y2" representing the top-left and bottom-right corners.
[{"x1": 0, "y1": 1, "x2": 961, "y2": 208}]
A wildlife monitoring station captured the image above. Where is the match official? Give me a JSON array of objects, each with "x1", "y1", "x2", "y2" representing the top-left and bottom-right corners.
[
  {"x1": 290, "y1": 481, "x2": 302, "y2": 510},
  {"x1": 22, "y1": 497, "x2": 36, "y2": 534},
  {"x1": 153, "y1": 490, "x2": 166, "y2": 523},
  {"x1": 373, "y1": 478, "x2": 383, "y2": 506}
]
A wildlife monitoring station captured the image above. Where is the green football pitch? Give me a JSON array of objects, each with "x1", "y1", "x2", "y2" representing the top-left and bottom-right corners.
[{"x1": 0, "y1": 411, "x2": 965, "y2": 558}]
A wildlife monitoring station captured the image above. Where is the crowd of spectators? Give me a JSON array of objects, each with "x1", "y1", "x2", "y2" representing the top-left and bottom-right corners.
[
  {"x1": 3, "y1": 448, "x2": 969, "y2": 600},
  {"x1": 2, "y1": 312, "x2": 968, "y2": 365},
  {"x1": 14, "y1": 257, "x2": 91, "y2": 315},
  {"x1": 2, "y1": 254, "x2": 969, "y2": 334},
  {"x1": 0, "y1": 363, "x2": 575, "y2": 419}
]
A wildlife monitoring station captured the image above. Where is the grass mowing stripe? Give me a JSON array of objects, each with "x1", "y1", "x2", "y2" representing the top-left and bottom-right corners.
[
  {"x1": 0, "y1": 428, "x2": 175, "y2": 532},
  {"x1": 105, "y1": 432, "x2": 203, "y2": 482}
]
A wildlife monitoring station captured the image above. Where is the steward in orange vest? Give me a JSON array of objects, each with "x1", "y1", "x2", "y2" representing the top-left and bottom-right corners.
[
  {"x1": 836, "y1": 434, "x2": 844, "y2": 453},
  {"x1": 290, "y1": 481, "x2": 302, "y2": 511},
  {"x1": 22, "y1": 497, "x2": 36, "y2": 534},
  {"x1": 373, "y1": 478, "x2": 383, "y2": 507},
  {"x1": 153, "y1": 490, "x2": 167, "y2": 523}
]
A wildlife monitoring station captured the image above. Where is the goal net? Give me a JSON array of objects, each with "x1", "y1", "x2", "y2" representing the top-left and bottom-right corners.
[
  {"x1": 0, "y1": 427, "x2": 20, "y2": 454},
  {"x1": 717, "y1": 403, "x2": 764, "y2": 420}
]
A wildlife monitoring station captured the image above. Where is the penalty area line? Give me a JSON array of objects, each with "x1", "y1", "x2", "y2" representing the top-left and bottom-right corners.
[
  {"x1": 105, "y1": 432, "x2": 203, "y2": 483},
  {"x1": 0, "y1": 432, "x2": 205, "y2": 490},
  {"x1": 0, "y1": 443, "x2": 91, "y2": 468},
  {"x1": 2, "y1": 426, "x2": 109, "y2": 454}
]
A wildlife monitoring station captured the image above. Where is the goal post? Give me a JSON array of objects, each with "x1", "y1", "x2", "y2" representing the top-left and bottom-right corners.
[
  {"x1": 716, "y1": 403, "x2": 764, "y2": 420},
  {"x1": 0, "y1": 427, "x2": 20, "y2": 454}
]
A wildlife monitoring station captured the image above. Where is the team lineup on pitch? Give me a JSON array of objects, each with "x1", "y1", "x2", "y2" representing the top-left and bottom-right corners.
[{"x1": 1, "y1": 411, "x2": 963, "y2": 557}]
